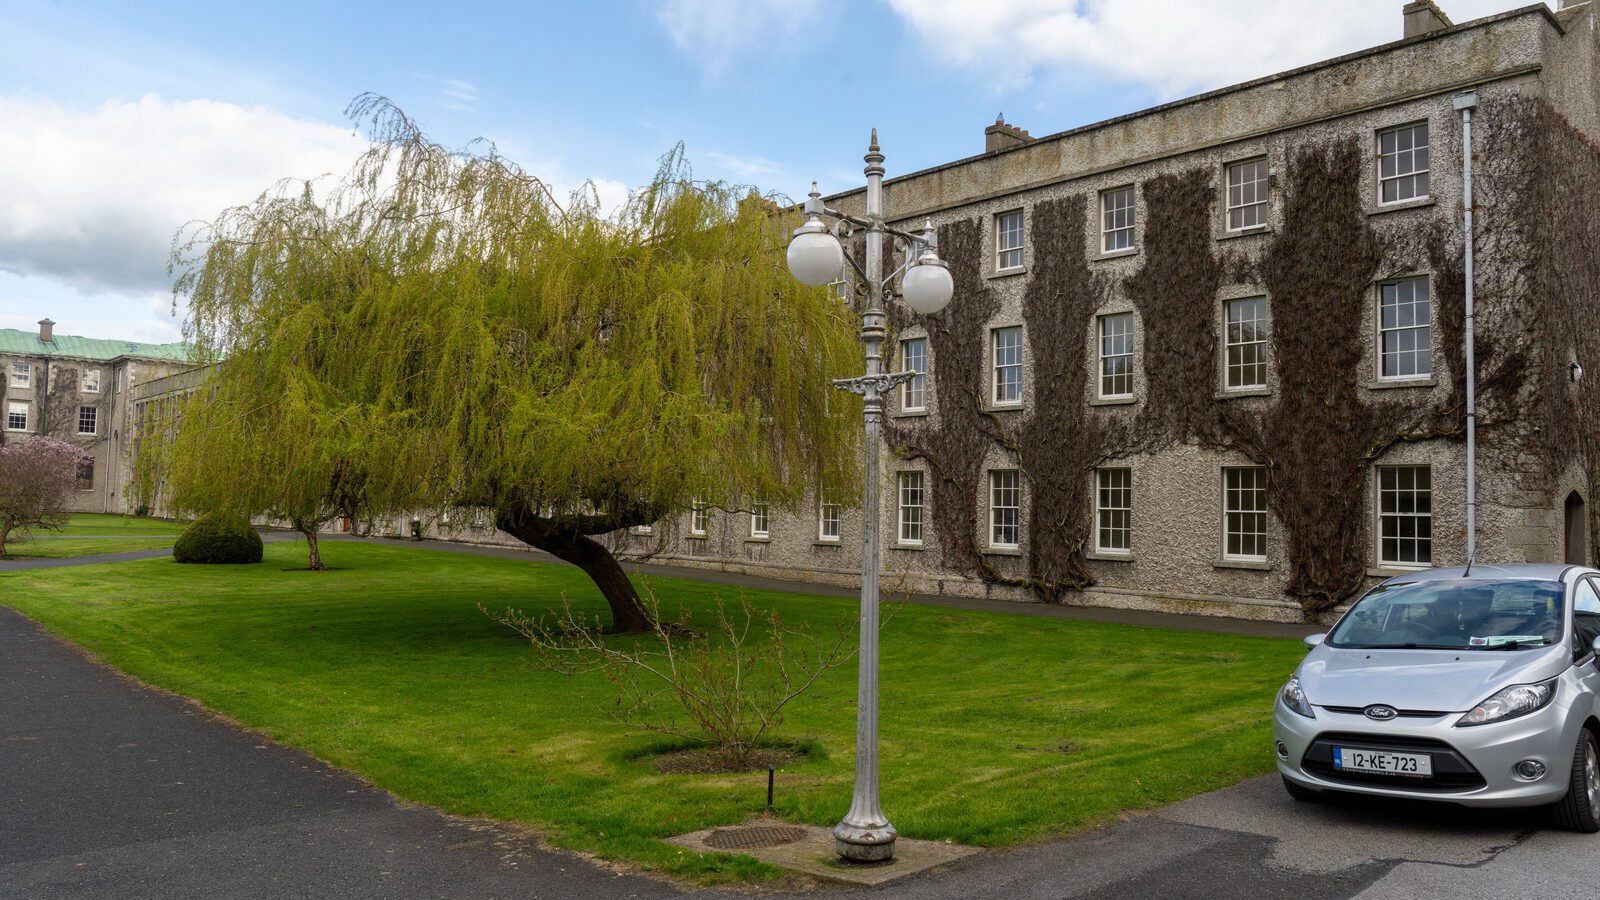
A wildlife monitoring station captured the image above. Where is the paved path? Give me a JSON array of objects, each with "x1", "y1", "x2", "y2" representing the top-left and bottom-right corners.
[{"x1": 0, "y1": 605, "x2": 699, "y2": 900}]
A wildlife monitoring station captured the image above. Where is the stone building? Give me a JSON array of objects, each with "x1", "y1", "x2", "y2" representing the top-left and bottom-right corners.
[
  {"x1": 620, "y1": 0, "x2": 1600, "y2": 622},
  {"x1": 0, "y1": 319, "x2": 191, "y2": 513}
]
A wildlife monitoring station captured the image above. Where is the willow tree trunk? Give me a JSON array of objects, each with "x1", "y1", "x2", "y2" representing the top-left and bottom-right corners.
[
  {"x1": 289, "y1": 516, "x2": 327, "y2": 571},
  {"x1": 304, "y1": 529, "x2": 324, "y2": 571},
  {"x1": 496, "y1": 507, "x2": 652, "y2": 633}
]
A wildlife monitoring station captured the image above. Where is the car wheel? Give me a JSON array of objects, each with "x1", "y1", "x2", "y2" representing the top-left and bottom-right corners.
[
  {"x1": 1282, "y1": 776, "x2": 1322, "y2": 803},
  {"x1": 1552, "y1": 729, "x2": 1600, "y2": 833}
]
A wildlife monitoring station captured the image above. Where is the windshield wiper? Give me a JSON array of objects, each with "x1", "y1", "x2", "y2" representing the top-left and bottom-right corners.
[
  {"x1": 1475, "y1": 640, "x2": 1549, "y2": 650},
  {"x1": 1354, "y1": 643, "x2": 1460, "y2": 650}
]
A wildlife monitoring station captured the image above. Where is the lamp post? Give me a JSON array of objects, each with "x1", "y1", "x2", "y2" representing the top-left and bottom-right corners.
[{"x1": 785, "y1": 130, "x2": 954, "y2": 863}]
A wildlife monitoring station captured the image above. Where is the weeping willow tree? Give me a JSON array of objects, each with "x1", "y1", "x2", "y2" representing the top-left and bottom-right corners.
[{"x1": 143, "y1": 95, "x2": 861, "y2": 629}]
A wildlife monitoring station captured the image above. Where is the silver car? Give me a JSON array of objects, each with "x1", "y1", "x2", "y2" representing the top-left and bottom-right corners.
[{"x1": 1275, "y1": 564, "x2": 1600, "y2": 831}]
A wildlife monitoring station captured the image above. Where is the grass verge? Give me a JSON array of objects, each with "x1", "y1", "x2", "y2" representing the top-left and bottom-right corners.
[{"x1": 0, "y1": 540, "x2": 1304, "y2": 882}]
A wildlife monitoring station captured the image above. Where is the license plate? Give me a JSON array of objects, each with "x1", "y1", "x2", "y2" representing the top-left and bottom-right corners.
[{"x1": 1334, "y1": 747, "x2": 1433, "y2": 777}]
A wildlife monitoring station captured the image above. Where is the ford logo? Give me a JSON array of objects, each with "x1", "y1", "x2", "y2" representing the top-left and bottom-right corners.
[{"x1": 1364, "y1": 705, "x2": 1398, "y2": 721}]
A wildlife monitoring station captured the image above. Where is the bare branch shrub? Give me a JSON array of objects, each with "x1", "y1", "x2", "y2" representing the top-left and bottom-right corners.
[{"x1": 486, "y1": 587, "x2": 855, "y2": 769}]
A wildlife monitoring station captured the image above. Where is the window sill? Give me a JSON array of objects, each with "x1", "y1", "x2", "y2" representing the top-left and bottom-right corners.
[
  {"x1": 983, "y1": 546, "x2": 1023, "y2": 557},
  {"x1": 891, "y1": 543, "x2": 925, "y2": 551},
  {"x1": 1367, "y1": 196, "x2": 1435, "y2": 217},
  {"x1": 1216, "y1": 387, "x2": 1272, "y2": 399},
  {"x1": 892, "y1": 409, "x2": 930, "y2": 419},
  {"x1": 1215, "y1": 557, "x2": 1272, "y2": 571},
  {"x1": 745, "y1": 536, "x2": 771, "y2": 544},
  {"x1": 1368, "y1": 565, "x2": 1432, "y2": 578},
  {"x1": 1217, "y1": 224, "x2": 1272, "y2": 241},
  {"x1": 988, "y1": 266, "x2": 1027, "y2": 280},
  {"x1": 1086, "y1": 550, "x2": 1134, "y2": 563},
  {"x1": 686, "y1": 533, "x2": 708, "y2": 541},
  {"x1": 986, "y1": 402, "x2": 1025, "y2": 413},
  {"x1": 813, "y1": 539, "x2": 842, "y2": 547},
  {"x1": 1090, "y1": 396, "x2": 1136, "y2": 407},
  {"x1": 1368, "y1": 377, "x2": 1436, "y2": 390},
  {"x1": 1092, "y1": 247, "x2": 1139, "y2": 262}
]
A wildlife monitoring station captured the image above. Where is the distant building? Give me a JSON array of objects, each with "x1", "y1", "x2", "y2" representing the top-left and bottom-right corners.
[{"x1": 0, "y1": 319, "x2": 191, "y2": 513}]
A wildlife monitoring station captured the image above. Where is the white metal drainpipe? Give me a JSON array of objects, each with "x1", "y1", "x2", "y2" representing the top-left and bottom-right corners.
[{"x1": 1456, "y1": 90, "x2": 1479, "y2": 562}]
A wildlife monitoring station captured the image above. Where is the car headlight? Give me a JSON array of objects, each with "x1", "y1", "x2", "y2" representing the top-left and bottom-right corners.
[
  {"x1": 1280, "y1": 677, "x2": 1315, "y2": 718},
  {"x1": 1456, "y1": 680, "x2": 1557, "y2": 727}
]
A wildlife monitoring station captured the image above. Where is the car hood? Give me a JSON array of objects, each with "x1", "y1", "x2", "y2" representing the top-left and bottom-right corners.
[{"x1": 1299, "y1": 645, "x2": 1567, "y2": 712}]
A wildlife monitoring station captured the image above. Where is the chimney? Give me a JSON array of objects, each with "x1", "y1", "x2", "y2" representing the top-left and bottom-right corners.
[
  {"x1": 985, "y1": 114, "x2": 1035, "y2": 153},
  {"x1": 37, "y1": 318, "x2": 54, "y2": 344},
  {"x1": 1403, "y1": 0, "x2": 1452, "y2": 38}
]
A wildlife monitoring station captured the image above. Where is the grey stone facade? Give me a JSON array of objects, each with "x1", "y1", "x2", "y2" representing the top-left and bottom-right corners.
[
  {"x1": 619, "y1": 3, "x2": 1600, "y2": 623},
  {"x1": 0, "y1": 320, "x2": 189, "y2": 514}
]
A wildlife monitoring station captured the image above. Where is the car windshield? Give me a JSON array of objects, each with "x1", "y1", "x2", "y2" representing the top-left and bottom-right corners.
[{"x1": 1329, "y1": 578, "x2": 1565, "y2": 650}]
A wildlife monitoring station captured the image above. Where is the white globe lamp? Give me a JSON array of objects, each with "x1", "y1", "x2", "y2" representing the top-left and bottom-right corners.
[
  {"x1": 787, "y1": 215, "x2": 844, "y2": 288},
  {"x1": 901, "y1": 251, "x2": 953, "y2": 315}
]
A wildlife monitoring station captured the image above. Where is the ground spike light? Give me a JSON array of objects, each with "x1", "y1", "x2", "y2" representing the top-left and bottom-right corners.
[{"x1": 783, "y1": 133, "x2": 953, "y2": 864}]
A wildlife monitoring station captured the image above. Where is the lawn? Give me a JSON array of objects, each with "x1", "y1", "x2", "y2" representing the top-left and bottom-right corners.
[
  {"x1": 0, "y1": 513, "x2": 185, "y2": 560},
  {"x1": 3, "y1": 536, "x2": 177, "y2": 559},
  {"x1": 50, "y1": 513, "x2": 188, "y2": 536},
  {"x1": 0, "y1": 540, "x2": 1306, "y2": 882}
]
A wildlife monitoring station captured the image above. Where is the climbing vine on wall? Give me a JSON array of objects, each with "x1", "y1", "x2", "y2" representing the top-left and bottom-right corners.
[{"x1": 1486, "y1": 96, "x2": 1600, "y2": 563}]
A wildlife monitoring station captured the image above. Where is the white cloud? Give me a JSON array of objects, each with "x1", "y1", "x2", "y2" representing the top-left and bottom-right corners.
[
  {"x1": 885, "y1": 0, "x2": 1549, "y2": 97},
  {"x1": 0, "y1": 93, "x2": 370, "y2": 298},
  {"x1": 656, "y1": 0, "x2": 828, "y2": 78}
]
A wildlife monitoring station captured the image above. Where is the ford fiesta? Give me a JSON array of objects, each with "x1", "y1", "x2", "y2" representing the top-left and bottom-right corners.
[{"x1": 1275, "y1": 564, "x2": 1600, "y2": 831}]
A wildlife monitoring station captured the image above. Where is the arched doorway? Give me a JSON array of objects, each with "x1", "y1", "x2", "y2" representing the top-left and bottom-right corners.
[{"x1": 1565, "y1": 491, "x2": 1587, "y2": 565}]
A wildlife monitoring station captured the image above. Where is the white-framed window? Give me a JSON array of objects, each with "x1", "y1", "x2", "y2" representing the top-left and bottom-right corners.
[
  {"x1": 990, "y1": 469, "x2": 1020, "y2": 549},
  {"x1": 9, "y1": 362, "x2": 29, "y2": 388},
  {"x1": 996, "y1": 209, "x2": 1024, "y2": 270},
  {"x1": 1226, "y1": 157, "x2": 1269, "y2": 230},
  {"x1": 1095, "y1": 467, "x2": 1132, "y2": 554},
  {"x1": 818, "y1": 500, "x2": 841, "y2": 541},
  {"x1": 690, "y1": 500, "x2": 710, "y2": 536},
  {"x1": 898, "y1": 471, "x2": 925, "y2": 545},
  {"x1": 1224, "y1": 297, "x2": 1269, "y2": 389},
  {"x1": 78, "y1": 405, "x2": 97, "y2": 435},
  {"x1": 1101, "y1": 185, "x2": 1135, "y2": 252},
  {"x1": 992, "y1": 326, "x2": 1023, "y2": 405},
  {"x1": 750, "y1": 501, "x2": 769, "y2": 538},
  {"x1": 1099, "y1": 313, "x2": 1134, "y2": 399},
  {"x1": 1223, "y1": 467, "x2": 1268, "y2": 561},
  {"x1": 1377, "y1": 465, "x2": 1432, "y2": 566},
  {"x1": 1379, "y1": 276, "x2": 1431, "y2": 379},
  {"x1": 1378, "y1": 122, "x2": 1430, "y2": 204},
  {"x1": 901, "y1": 337, "x2": 928, "y2": 411},
  {"x1": 82, "y1": 368, "x2": 101, "y2": 393},
  {"x1": 5, "y1": 401, "x2": 27, "y2": 432}
]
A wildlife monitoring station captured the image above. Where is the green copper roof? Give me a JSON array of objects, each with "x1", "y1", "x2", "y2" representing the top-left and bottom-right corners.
[{"x1": 0, "y1": 328, "x2": 192, "y2": 363}]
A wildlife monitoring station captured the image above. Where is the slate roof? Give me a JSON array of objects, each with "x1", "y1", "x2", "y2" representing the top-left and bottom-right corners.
[{"x1": 0, "y1": 328, "x2": 192, "y2": 363}]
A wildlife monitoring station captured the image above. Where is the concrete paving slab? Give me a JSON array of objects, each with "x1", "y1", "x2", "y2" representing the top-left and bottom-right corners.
[{"x1": 667, "y1": 818, "x2": 979, "y2": 886}]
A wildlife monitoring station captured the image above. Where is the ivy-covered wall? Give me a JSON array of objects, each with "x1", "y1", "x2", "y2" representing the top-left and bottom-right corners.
[{"x1": 873, "y1": 99, "x2": 1589, "y2": 618}]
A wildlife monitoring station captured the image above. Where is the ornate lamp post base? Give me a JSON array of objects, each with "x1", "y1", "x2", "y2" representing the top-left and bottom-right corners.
[{"x1": 835, "y1": 821, "x2": 898, "y2": 862}]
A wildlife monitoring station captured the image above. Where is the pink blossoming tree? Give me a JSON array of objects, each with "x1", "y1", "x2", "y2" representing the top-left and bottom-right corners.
[{"x1": 0, "y1": 437, "x2": 83, "y2": 559}]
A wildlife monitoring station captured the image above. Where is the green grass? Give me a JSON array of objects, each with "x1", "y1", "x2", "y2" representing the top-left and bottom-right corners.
[
  {"x1": 3, "y1": 536, "x2": 177, "y2": 559},
  {"x1": 0, "y1": 514, "x2": 185, "y2": 559},
  {"x1": 51, "y1": 513, "x2": 188, "y2": 536},
  {"x1": 0, "y1": 541, "x2": 1305, "y2": 882}
]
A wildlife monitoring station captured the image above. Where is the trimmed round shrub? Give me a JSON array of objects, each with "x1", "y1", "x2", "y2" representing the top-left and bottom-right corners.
[{"x1": 173, "y1": 512, "x2": 263, "y2": 564}]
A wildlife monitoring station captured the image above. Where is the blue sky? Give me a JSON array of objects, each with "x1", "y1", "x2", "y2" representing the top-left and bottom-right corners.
[{"x1": 0, "y1": 0, "x2": 1535, "y2": 342}]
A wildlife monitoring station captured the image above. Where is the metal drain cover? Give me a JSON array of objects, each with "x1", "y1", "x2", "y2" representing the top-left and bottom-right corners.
[{"x1": 704, "y1": 824, "x2": 808, "y2": 850}]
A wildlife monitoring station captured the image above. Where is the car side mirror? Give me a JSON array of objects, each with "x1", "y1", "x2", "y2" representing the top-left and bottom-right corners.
[
  {"x1": 1304, "y1": 633, "x2": 1327, "y2": 649},
  {"x1": 1591, "y1": 635, "x2": 1600, "y2": 658}
]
